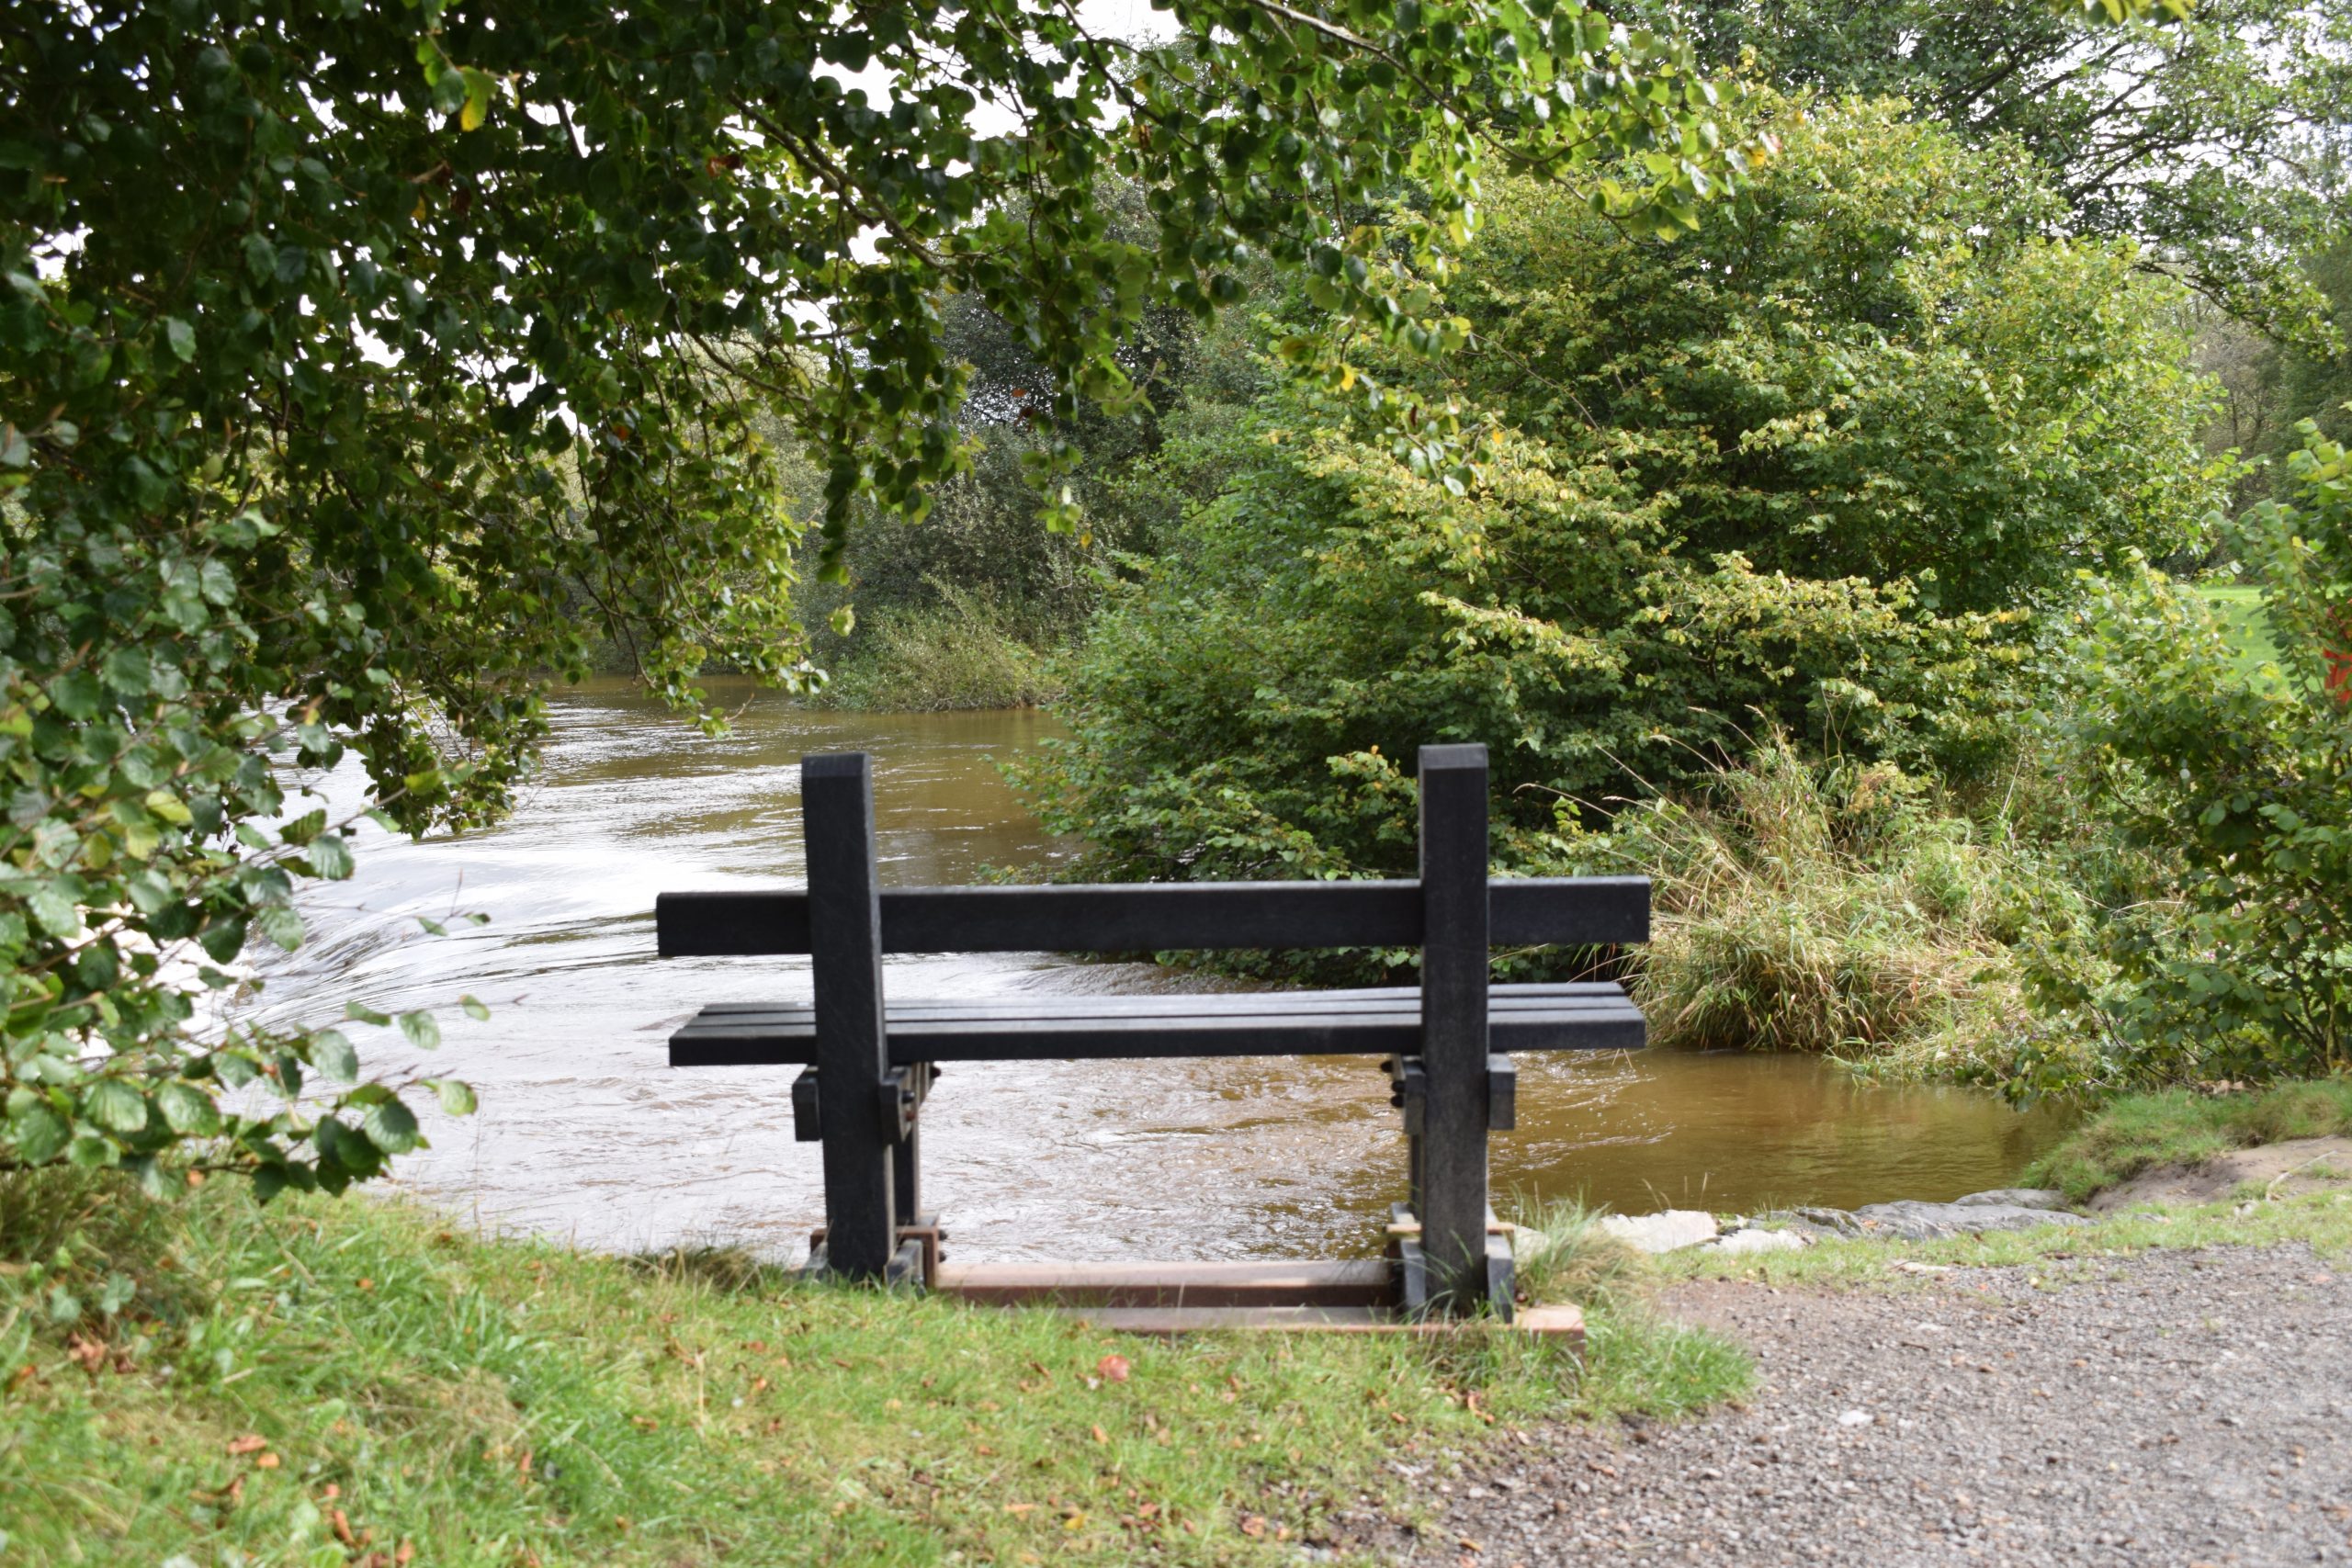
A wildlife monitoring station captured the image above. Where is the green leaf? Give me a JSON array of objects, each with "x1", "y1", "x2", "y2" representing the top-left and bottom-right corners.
[
  {"x1": 311, "y1": 1028, "x2": 360, "y2": 1084},
  {"x1": 49, "y1": 671, "x2": 101, "y2": 719},
  {"x1": 431, "y1": 1078, "x2": 479, "y2": 1116},
  {"x1": 164, "y1": 316, "x2": 197, "y2": 362},
  {"x1": 84, "y1": 1079, "x2": 150, "y2": 1134},
  {"x1": 28, "y1": 886, "x2": 80, "y2": 939},
  {"x1": 360, "y1": 1099, "x2": 421, "y2": 1155},
  {"x1": 399, "y1": 1010, "x2": 441, "y2": 1051},
  {"x1": 459, "y1": 994, "x2": 490, "y2": 1021},
  {"x1": 345, "y1": 1001, "x2": 391, "y2": 1028},
  {"x1": 197, "y1": 914, "x2": 247, "y2": 964},
  {"x1": 254, "y1": 901, "x2": 305, "y2": 952},
  {"x1": 154, "y1": 1081, "x2": 220, "y2": 1135},
  {"x1": 459, "y1": 68, "x2": 494, "y2": 132},
  {"x1": 307, "y1": 835, "x2": 355, "y2": 880},
  {"x1": 279, "y1": 807, "x2": 327, "y2": 847},
  {"x1": 66, "y1": 1134, "x2": 119, "y2": 1169},
  {"x1": 6, "y1": 1101, "x2": 70, "y2": 1164}
]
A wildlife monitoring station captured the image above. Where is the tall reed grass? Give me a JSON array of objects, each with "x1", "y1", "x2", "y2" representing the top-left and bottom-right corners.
[
  {"x1": 1579, "y1": 736, "x2": 2072, "y2": 1082},
  {"x1": 820, "y1": 581, "x2": 1062, "y2": 711}
]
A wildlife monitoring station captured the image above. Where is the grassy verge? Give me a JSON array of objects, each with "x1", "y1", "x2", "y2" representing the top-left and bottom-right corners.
[
  {"x1": 2014, "y1": 1079, "x2": 2352, "y2": 1204},
  {"x1": 1657, "y1": 1188, "x2": 2352, "y2": 1292},
  {"x1": 1, "y1": 1177, "x2": 1747, "y2": 1566}
]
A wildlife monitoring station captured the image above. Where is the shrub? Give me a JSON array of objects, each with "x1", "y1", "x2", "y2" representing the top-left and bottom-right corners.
[
  {"x1": 2020, "y1": 416, "x2": 2352, "y2": 1081},
  {"x1": 1019, "y1": 97, "x2": 2227, "y2": 899},
  {"x1": 820, "y1": 583, "x2": 1062, "y2": 712},
  {"x1": 1556, "y1": 734, "x2": 2100, "y2": 1085}
]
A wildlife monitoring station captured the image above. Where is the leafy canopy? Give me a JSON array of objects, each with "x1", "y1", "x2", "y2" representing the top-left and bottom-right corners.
[
  {"x1": 0, "y1": 0, "x2": 1752, "y2": 1190},
  {"x1": 1019, "y1": 97, "x2": 2224, "y2": 924},
  {"x1": 1661, "y1": 0, "x2": 2352, "y2": 348}
]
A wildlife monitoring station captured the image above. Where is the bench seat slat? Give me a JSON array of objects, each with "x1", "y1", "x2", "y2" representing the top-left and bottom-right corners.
[
  {"x1": 683, "y1": 994, "x2": 1635, "y2": 1027},
  {"x1": 668, "y1": 984, "x2": 1645, "y2": 1065}
]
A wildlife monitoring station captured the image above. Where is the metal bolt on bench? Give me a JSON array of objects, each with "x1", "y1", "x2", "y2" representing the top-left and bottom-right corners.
[{"x1": 654, "y1": 743, "x2": 1649, "y2": 1323}]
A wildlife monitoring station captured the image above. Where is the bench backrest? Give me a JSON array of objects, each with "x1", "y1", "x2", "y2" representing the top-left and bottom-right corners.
[{"x1": 656, "y1": 875, "x2": 1649, "y2": 957}]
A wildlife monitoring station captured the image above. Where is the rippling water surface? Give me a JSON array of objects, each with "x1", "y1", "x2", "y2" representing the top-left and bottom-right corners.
[{"x1": 253, "y1": 678, "x2": 2070, "y2": 1262}]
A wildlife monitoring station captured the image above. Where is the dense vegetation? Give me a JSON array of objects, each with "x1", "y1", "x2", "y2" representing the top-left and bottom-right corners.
[
  {"x1": 980, "y1": 50, "x2": 2350, "y2": 1097},
  {"x1": 0, "y1": 0, "x2": 1756, "y2": 1189},
  {"x1": 1018, "y1": 98, "x2": 2223, "y2": 886}
]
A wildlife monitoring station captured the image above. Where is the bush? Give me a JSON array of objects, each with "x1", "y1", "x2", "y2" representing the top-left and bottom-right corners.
[
  {"x1": 2021, "y1": 417, "x2": 2352, "y2": 1082},
  {"x1": 1590, "y1": 740, "x2": 2007, "y2": 1052},
  {"x1": 1557, "y1": 734, "x2": 2104, "y2": 1086},
  {"x1": 820, "y1": 583, "x2": 1062, "y2": 712},
  {"x1": 1018, "y1": 96, "x2": 2226, "y2": 902}
]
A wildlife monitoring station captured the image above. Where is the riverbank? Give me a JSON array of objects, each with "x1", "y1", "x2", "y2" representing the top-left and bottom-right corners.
[
  {"x1": 11, "y1": 1092, "x2": 2344, "y2": 1562},
  {"x1": 0, "y1": 1174, "x2": 1743, "y2": 1565}
]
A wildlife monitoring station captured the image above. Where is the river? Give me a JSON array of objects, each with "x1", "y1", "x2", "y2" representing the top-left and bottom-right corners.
[{"x1": 252, "y1": 678, "x2": 2070, "y2": 1263}]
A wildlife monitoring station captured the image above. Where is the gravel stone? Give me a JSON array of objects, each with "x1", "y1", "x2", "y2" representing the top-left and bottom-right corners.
[
  {"x1": 1713, "y1": 1228, "x2": 1810, "y2": 1257},
  {"x1": 1599, "y1": 1211, "x2": 1721, "y2": 1253},
  {"x1": 1846, "y1": 1200, "x2": 2092, "y2": 1240},
  {"x1": 1337, "y1": 1244, "x2": 2352, "y2": 1567}
]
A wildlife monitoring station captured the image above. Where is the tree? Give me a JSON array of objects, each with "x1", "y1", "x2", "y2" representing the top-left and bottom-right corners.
[
  {"x1": 1659, "y1": 0, "x2": 2352, "y2": 348},
  {"x1": 1018, "y1": 98, "x2": 2225, "y2": 910},
  {"x1": 0, "y1": 0, "x2": 1749, "y2": 1191}
]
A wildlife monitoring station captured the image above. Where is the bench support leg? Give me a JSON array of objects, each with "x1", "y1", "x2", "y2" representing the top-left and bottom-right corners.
[
  {"x1": 892, "y1": 1064, "x2": 933, "y2": 1226},
  {"x1": 803, "y1": 752, "x2": 898, "y2": 1281},
  {"x1": 1418, "y1": 743, "x2": 1494, "y2": 1314}
]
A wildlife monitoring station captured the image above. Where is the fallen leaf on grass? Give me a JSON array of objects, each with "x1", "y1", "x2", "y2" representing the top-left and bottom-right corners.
[
  {"x1": 1096, "y1": 1354, "x2": 1130, "y2": 1383},
  {"x1": 255, "y1": 1452, "x2": 281, "y2": 1470},
  {"x1": 226, "y1": 1435, "x2": 267, "y2": 1455},
  {"x1": 1003, "y1": 1502, "x2": 1037, "y2": 1516},
  {"x1": 1240, "y1": 1515, "x2": 1268, "y2": 1538},
  {"x1": 1091, "y1": 1425, "x2": 1108, "y2": 1444}
]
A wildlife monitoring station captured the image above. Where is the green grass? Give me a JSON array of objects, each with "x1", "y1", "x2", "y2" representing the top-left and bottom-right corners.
[
  {"x1": 1657, "y1": 1188, "x2": 2352, "y2": 1292},
  {"x1": 0, "y1": 1177, "x2": 1748, "y2": 1566},
  {"x1": 2193, "y1": 581, "x2": 2284, "y2": 686},
  {"x1": 2016, "y1": 1079, "x2": 2352, "y2": 1204},
  {"x1": 1594, "y1": 733, "x2": 2052, "y2": 1083},
  {"x1": 820, "y1": 583, "x2": 1062, "y2": 712}
]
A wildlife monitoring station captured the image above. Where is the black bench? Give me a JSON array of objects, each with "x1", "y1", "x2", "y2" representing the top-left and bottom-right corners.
[{"x1": 654, "y1": 743, "x2": 1648, "y2": 1317}]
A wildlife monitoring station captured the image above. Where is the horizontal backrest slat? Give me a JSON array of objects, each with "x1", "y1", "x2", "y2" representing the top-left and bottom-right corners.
[{"x1": 655, "y1": 875, "x2": 1647, "y2": 957}]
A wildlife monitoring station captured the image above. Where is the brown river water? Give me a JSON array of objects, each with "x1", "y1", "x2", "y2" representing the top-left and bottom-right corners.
[{"x1": 252, "y1": 677, "x2": 2070, "y2": 1263}]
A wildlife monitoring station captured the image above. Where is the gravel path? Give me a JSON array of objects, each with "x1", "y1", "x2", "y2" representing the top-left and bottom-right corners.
[{"x1": 1345, "y1": 1246, "x2": 2352, "y2": 1567}]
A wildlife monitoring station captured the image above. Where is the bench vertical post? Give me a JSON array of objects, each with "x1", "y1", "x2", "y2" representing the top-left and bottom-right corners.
[
  {"x1": 1418, "y1": 743, "x2": 1492, "y2": 1311},
  {"x1": 802, "y1": 752, "x2": 898, "y2": 1280}
]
